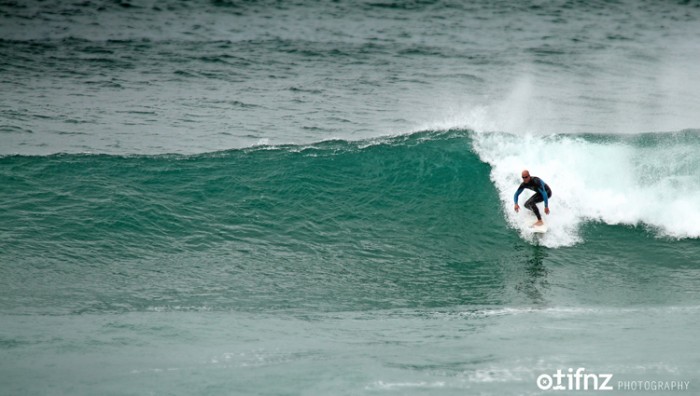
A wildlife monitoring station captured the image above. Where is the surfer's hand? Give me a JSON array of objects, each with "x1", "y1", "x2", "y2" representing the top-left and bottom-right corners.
[
  {"x1": 514, "y1": 204, "x2": 519, "y2": 213},
  {"x1": 545, "y1": 207, "x2": 550, "y2": 215}
]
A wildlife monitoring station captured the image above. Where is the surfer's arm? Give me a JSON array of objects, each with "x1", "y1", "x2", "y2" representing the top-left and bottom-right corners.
[
  {"x1": 513, "y1": 185, "x2": 524, "y2": 204},
  {"x1": 538, "y1": 180, "x2": 549, "y2": 207}
]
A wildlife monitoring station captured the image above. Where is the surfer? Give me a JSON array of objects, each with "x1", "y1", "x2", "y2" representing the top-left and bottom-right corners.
[{"x1": 513, "y1": 170, "x2": 552, "y2": 227}]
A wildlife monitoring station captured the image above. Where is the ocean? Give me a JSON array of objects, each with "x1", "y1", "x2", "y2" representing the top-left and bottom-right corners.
[{"x1": 1, "y1": 0, "x2": 700, "y2": 395}]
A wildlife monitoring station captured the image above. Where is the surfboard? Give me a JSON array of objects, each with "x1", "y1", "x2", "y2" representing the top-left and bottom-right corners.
[
  {"x1": 530, "y1": 223, "x2": 548, "y2": 233},
  {"x1": 516, "y1": 211, "x2": 548, "y2": 233}
]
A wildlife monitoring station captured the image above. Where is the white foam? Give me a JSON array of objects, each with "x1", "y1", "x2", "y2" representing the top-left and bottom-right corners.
[
  {"x1": 427, "y1": 306, "x2": 700, "y2": 321},
  {"x1": 255, "y1": 138, "x2": 270, "y2": 146},
  {"x1": 365, "y1": 380, "x2": 446, "y2": 390},
  {"x1": 470, "y1": 132, "x2": 700, "y2": 247}
]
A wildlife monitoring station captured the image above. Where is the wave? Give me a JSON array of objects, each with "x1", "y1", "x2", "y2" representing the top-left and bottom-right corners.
[
  {"x1": 1, "y1": 129, "x2": 699, "y2": 265},
  {"x1": 0, "y1": 130, "x2": 500, "y2": 262},
  {"x1": 3, "y1": 130, "x2": 700, "y2": 315}
]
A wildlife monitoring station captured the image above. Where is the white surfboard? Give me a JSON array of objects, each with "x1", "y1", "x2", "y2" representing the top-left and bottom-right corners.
[{"x1": 530, "y1": 223, "x2": 548, "y2": 233}]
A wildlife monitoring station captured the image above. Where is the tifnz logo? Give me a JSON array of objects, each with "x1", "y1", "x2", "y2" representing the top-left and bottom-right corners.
[{"x1": 537, "y1": 368, "x2": 613, "y2": 391}]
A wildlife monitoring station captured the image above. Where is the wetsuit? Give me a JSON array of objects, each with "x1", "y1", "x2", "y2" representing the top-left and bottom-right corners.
[{"x1": 514, "y1": 176, "x2": 552, "y2": 220}]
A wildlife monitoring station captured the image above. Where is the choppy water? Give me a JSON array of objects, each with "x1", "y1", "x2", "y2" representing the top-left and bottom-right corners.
[{"x1": 2, "y1": 1, "x2": 700, "y2": 395}]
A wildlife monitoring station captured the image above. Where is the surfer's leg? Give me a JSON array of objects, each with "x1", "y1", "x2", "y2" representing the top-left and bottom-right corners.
[{"x1": 524, "y1": 193, "x2": 544, "y2": 220}]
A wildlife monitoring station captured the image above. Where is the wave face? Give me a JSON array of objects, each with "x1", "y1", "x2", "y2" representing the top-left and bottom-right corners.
[
  {"x1": 2, "y1": 131, "x2": 699, "y2": 315},
  {"x1": 1, "y1": 130, "x2": 497, "y2": 259}
]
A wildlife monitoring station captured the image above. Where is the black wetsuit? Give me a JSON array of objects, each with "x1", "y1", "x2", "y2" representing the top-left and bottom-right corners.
[{"x1": 513, "y1": 176, "x2": 552, "y2": 220}]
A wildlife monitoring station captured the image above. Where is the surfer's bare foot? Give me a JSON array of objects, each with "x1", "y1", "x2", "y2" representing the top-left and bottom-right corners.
[{"x1": 533, "y1": 220, "x2": 544, "y2": 227}]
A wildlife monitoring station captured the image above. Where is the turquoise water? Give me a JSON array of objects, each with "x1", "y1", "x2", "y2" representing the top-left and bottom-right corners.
[{"x1": 2, "y1": 0, "x2": 700, "y2": 394}]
